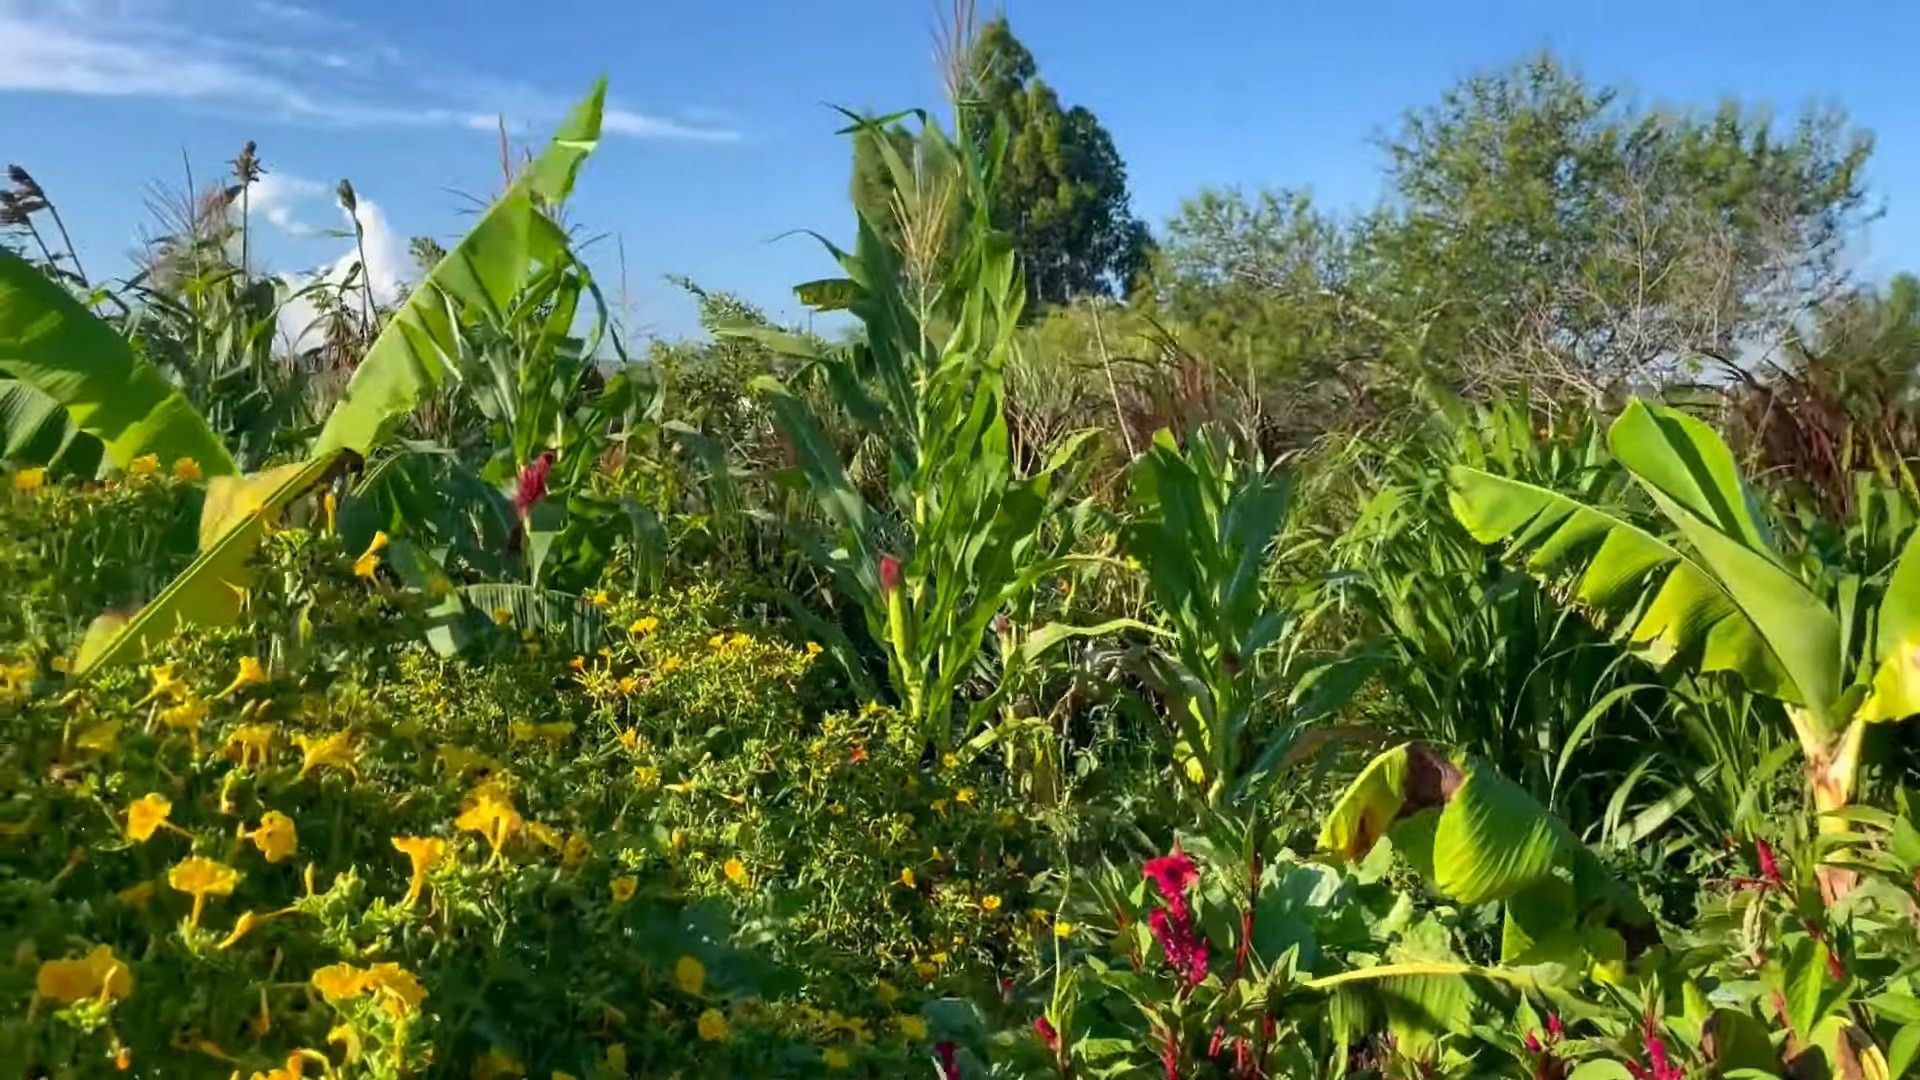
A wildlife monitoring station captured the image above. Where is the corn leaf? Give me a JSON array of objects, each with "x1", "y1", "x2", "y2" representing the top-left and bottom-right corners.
[
  {"x1": 311, "y1": 80, "x2": 606, "y2": 459},
  {"x1": 0, "y1": 249, "x2": 235, "y2": 476}
]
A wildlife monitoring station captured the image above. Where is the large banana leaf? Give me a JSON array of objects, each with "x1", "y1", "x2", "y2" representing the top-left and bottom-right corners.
[
  {"x1": 74, "y1": 455, "x2": 338, "y2": 673},
  {"x1": 0, "y1": 249, "x2": 235, "y2": 475},
  {"x1": 1449, "y1": 465, "x2": 1800, "y2": 702},
  {"x1": 310, "y1": 80, "x2": 606, "y2": 459},
  {"x1": 0, "y1": 377, "x2": 102, "y2": 473},
  {"x1": 1857, "y1": 524, "x2": 1920, "y2": 723},
  {"x1": 1320, "y1": 744, "x2": 1653, "y2": 964}
]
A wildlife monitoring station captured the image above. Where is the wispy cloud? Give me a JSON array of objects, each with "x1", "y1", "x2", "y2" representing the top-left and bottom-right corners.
[{"x1": 0, "y1": 0, "x2": 741, "y2": 142}]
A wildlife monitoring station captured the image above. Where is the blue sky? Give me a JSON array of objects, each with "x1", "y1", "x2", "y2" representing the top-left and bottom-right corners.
[{"x1": 5, "y1": 0, "x2": 1919, "y2": 339}]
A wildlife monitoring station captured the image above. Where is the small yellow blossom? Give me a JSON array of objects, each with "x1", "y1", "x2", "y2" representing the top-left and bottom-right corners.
[
  {"x1": 12, "y1": 467, "x2": 46, "y2": 493},
  {"x1": 1054, "y1": 919, "x2": 1074, "y2": 939},
  {"x1": 628, "y1": 616, "x2": 658, "y2": 637},
  {"x1": 929, "y1": 951, "x2": 949, "y2": 966},
  {"x1": 914, "y1": 960, "x2": 937, "y2": 981},
  {"x1": 172, "y1": 457, "x2": 202, "y2": 481},
  {"x1": 674, "y1": 955, "x2": 705, "y2": 995},
  {"x1": 310, "y1": 963, "x2": 366, "y2": 1003},
  {"x1": 930, "y1": 799, "x2": 948, "y2": 815},
  {"x1": 391, "y1": 836, "x2": 446, "y2": 906},
  {"x1": 875, "y1": 981, "x2": 900, "y2": 1006},
  {"x1": 660, "y1": 655, "x2": 683, "y2": 674},
  {"x1": 116, "y1": 880, "x2": 156, "y2": 907},
  {"x1": 618, "y1": 727, "x2": 640, "y2": 750},
  {"x1": 218, "y1": 656, "x2": 269, "y2": 698},
  {"x1": 727, "y1": 632, "x2": 749, "y2": 649},
  {"x1": 437, "y1": 743, "x2": 500, "y2": 778},
  {"x1": 456, "y1": 781, "x2": 522, "y2": 857},
  {"x1": 895, "y1": 1014, "x2": 928, "y2": 1041},
  {"x1": 942, "y1": 753, "x2": 959, "y2": 770},
  {"x1": 159, "y1": 695, "x2": 209, "y2": 736},
  {"x1": 610, "y1": 876, "x2": 637, "y2": 903},
  {"x1": 294, "y1": 731, "x2": 356, "y2": 781},
  {"x1": 216, "y1": 909, "x2": 276, "y2": 950},
  {"x1": 898, "y1": 868, "x2": 916, "y2": 888},
  {"x1": 823, "y1": 1047, "x2": 850, "y2": 1069},
  {"x1": 135, "y1": 663, "x2": 186, "y2": 706},
  {"x1": 586, "y1": 589, "x2": 610, "y2": 607},
  {"x1": 361, "y1": 962, "x2": 426, "y2": 1019},
  {"x1": 168, "y1": 856, "x2": 239, "y2": 927},
  {"x1": 353, "y1": 532, "x2": 388, "y2": 580},
  {"x1": 616, "y1": 675, "x2": 639, "y2": 695},
  {"x1": 633, "y1": 765, "x2": 661, "y2": 789},
  {"x1": 225, "y1": 723, "x2": 275, "y2": 769},
  {"x1": 36, "y1": 944, "x2": 133, "y2": 1004},
  {"x1": 561, "y1": 832, "x2": 590, "y2": 869},
  {"x1": 491, "y1": 607, "x2": 513, "y2": 626},
  {"x1": 805, "y1": 641, "x2": 822, "y2": 658},
  {"x1": 696, "y1": 1008, "x2": 728, "y2": 1042},
  {"x1": 722, "y1": 857, "x2": 748, "y2": 887},
  {"x1": 981, "y1": 894, "x2": 1002, "y2": 912},
  {"x1": 127, "y1": 453, "x2": 160, "y2": 478},
  {"x1": 125, "y1": 793, "x2": 172, "y2": 842},
  {"x1": 955, "y1": 787, "x2": 975, "y2": 805},
  {"x1": 250, "y1": 811, "x2": 298, "y2": 863}
]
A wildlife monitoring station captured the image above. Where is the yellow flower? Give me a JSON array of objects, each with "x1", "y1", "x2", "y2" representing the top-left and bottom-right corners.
[
  {"x1": 362, "y1": 962, "x2": 427, "y2": 1019},
  {"x1": 942, "y1": 753, "x2": 959, "y2": 770},
  {"x1": 391, "y1": 836, "x2": 446, "y2": 906},
  {"x1": 168, "y1": 856, "x2": 239, "y2": 927},
  {"x1": 618, "y1": 727, "x2": 640, "y2": 750},
  {"x1": 455, "y1": 782, "x2": 522, "y2": 857},
  {"x1": 438, "y1": 743, "x2": 500, "y2": 778},
  {"x1": 225, "y1": 723, "x2": 275, "y2": 769},
  {"x1": 823, "y1": 1047, "x2": 850, "y2": 1069},
  {"x1": 628, "y1": 616, "x2": 658, "y2": 637},
  {"x1": 294, "y1": 731, "x2": 356, "y2": 781},
  {"x1": 981, "y1": 894, "x2": 1002, "y2": 912},
  {"x1": 127, "y1": 453, "x2": 160, "y2": 478},
  {"x1": 159, "y1": 695, "x2": 208, "y2": 735},
  {"x1": 895, "y1": 1014, "x2": 928, "y2": 1042},
  {"x1": 172, "y1": 457, "x2": 202, "y2": 481},
  {"x1": 491, "y1": 607, "x2": 513, "y2": 626},
  {"x1": 115, "y1": 880, "x2": 156, "y2": 907},
  {"x1": 616, "y1": 675, "x2": 639, "y2": 696},
  {"x1": 633, "y1": 765, "x2": 661, "y2": 789},
  {"x1": 673, "y1": 954, "x2": 705, "y2": 995},
  {"x1": 323, "y1": 491, "x2": 337, "y2": 535},
  {"x1": 353, "y1": 532, "x2": 388, "y2": 580},
  {"x1": 216, "y1": 909, "x2": 276, "y2": 950},
  {"x1": 722, "y1": 857, "x2": 748, "y2": 887},
  {"x1": 875, "y1": 981, "x2": 900, "y2": 1006},
  {"x1": 914, "y1": 960, "x2": 936, "y2": 982},
  {"x1": 125, "y1": 793, "x2": 172, "y2": 842},
  {"x1": 586, "y1": 589, "x2": 610, "y2": 607},
  {"x1": 1054, "y1": 919, "x2": 1074, "y2": 939},
  {"x1": 610, "y1": 876, "x2": 637, "y2": 903},
  {"x1": 250, "y1": 811, "x2": 298, "y2": 863},
  {"x1": 707, "y1": 633, "x2": 726, "y2": 650},
  {"x1": 561, "y1": 832, "x2": 590, "y2": 869},
  {"x1": 805, "y1": 641, "x2": 822, "y2": 658},
  {"x1": 36, "y1": 944, "x2": 133, "y2": 1004},
  {"x1": 929, "y1": 951, "x2": 949, "y2": 966},
  {"x1": 136, "y1": 662, "x2": 186, "y2": 706},
  {"x1": 955, "y1": 787, "x2": 975, "y2": 805},
  {"x1": 12, "y1": 467, "x2": 46, "y2": 493},
  {"x1": 310, "y1": 963, "x2": 366, "y2": 1003},
  {"x1": 218, "y1": 656, "x2": 269, "y2": 698},
  {"x1": 898, "y1": 867, "x2": 916, "y2": 888},
  {"x1": 660, "y1": 655, "x2": 683, "y2": 674},
  {"x1": 997, "y1": 810, "x2": 1018, "y2": 829},
  {"x1": 696, "y1": 1008, "x2": 728, "y2": 1042},
  {"x1": 727, "y1": 632, "x2": 749, "y2": 649},
  {"x1": 929, "y1": 799, "x2": 948, "y2": 815},
  {"x1": 473, "y1": 1047, "x2": 525, "y2": 1080}
]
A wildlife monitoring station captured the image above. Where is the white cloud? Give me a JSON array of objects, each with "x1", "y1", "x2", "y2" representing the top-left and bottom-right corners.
[
  {"x1": 244, "y1": 172, "x2": 327, "y2": 237},
  {"x1": 274, "y1": 191, "x2": 413, "y2": 351},
  {"x1": 0, "y1": 0, "x2": 741, "y2": 142}
]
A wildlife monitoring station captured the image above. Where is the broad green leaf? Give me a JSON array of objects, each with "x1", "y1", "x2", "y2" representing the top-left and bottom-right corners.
[
  {"x1": 1434, "y1": 767, "x2": 1579, "y2": 905},
  {"x1": 75, "y1": 454, "x2": 338, "y2": 674},
  {"x1": 1889, "y1": 1022, "x2": 1920, "y2": 1078},
  {"x1": 1308, "y1": 962, "x2": 1531, "y2": 1056},
  {"x1": 1450, "y1": 465, "x2": 1797, "y2": 700},
  {"x1": 1566, "y1": 1064, "x2": 1637, "y2": 1080},
  {"x1": 311, "y1": 80, "x2": 606, "y2": 458},
  {"x1": 1608, "y1": 400, "x2": 1770, "y2": 550},
  {"x1": 1319, "y1": 744, "x2": 1410, "y2": 861},
  {"x1": 0, "y1": 249, "x2": 235, "y2": 475},
  {"x1": 1857, "y1": 523, "x2": 1920, "y2": 722},
  {"x1": 0, "y1": 377, "x2": 102, "y2": 473}
]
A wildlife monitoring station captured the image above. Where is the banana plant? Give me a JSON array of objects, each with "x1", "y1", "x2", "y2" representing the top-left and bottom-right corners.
[
  {"x1": 71, "y1": 81, "x2": 608, "y2": 673},
  {"x1": 736, "y1": 111, "x2": 1137, "y2": 748},
  {"x1": 1321, "y1": 741, "x2": 1657, "y2": 972},
  {"x1": 1449, "y1": 399, "x2": 1920, "y2": 894},
  {"x1": 1121, "y1": 425, "x2": 1323, "y2": 805}
]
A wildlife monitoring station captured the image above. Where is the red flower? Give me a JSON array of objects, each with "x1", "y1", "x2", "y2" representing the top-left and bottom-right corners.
[
  {"x1": 1149, "y1": 906, "x2": 1208, "y2": 986},
  {"x1": 1033, "y1": 1015, "x2": 1058, "y2": 1050},
  {"x1": 1143, "y1": 847, "x2": 1199, "y2": 903},
  {"x1": 1207, "y1": 1026, "x2": 1226, "y2": 1059},
  {"x1": 879, "y1": 553, "x2": 902, "y2": 594},
  {"x1": 1162, "y1": 1027, "x2": 1180, "y2": 1080},
  {"x1": 1755, "y1": 838, "x2": 1783, "y2": 889},
  {"x1": 1524, "y1": 1031, "x2": 1543, "y2": 1054},
  {"x1": 935, "y1": 1040, "x2": 959, "y2": 1080},
  {"x1": 514, "y1": 452, "x2": 554, "y2": 516},
  {"x1": 1546, "y1": 1015, "x2": 1563, "y2": 1041}
]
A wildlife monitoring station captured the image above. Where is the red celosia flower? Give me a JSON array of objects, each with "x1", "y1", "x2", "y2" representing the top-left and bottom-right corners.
[
  {"x1": 879, "y1": 553, "x2": 902, "y2": 594},
  {"x1": 1162, "y1": 1027, "x2": 1180, "y2": 1080},
  {"x1": 935, "y1": 1040, "x2": 959, "y2": 1080},
  {"x1": 1143, "y1": 847, "x2": 1199, "y2": 903},
  {"x1": 1755, "y1": 838, "x2": 1783, "y2": 889},
  {"x1": 1148, "y1": 905, "x2": 1208, "y2": 985},
  {"x1": 1525, "y1": 1031, "x2": 1543, "y2": 1054},
  {"x1": 1546, "y1": 1014, "x2": 1563, "y2": 1041},
  {"x1": 1033, "y1": 1016, "x2": 1058, "y2": 1050},
  {"x1": 1207, "y1": 1026, "x2": 1226, "y2": 1059}
]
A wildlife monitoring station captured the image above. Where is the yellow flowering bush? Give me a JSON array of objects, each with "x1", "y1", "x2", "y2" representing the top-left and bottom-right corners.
[{"x1": 0, "y1": 523, "x2": 1051, "y2": 1076}]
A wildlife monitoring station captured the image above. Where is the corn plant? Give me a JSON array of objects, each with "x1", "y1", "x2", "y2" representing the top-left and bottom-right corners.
[
  {"x1": 738, "y1": 111, "x2": 1135, "y2": 749},
  {"x1": 1451, "y1": 399, "x2": 1920, "y2": 897}
]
